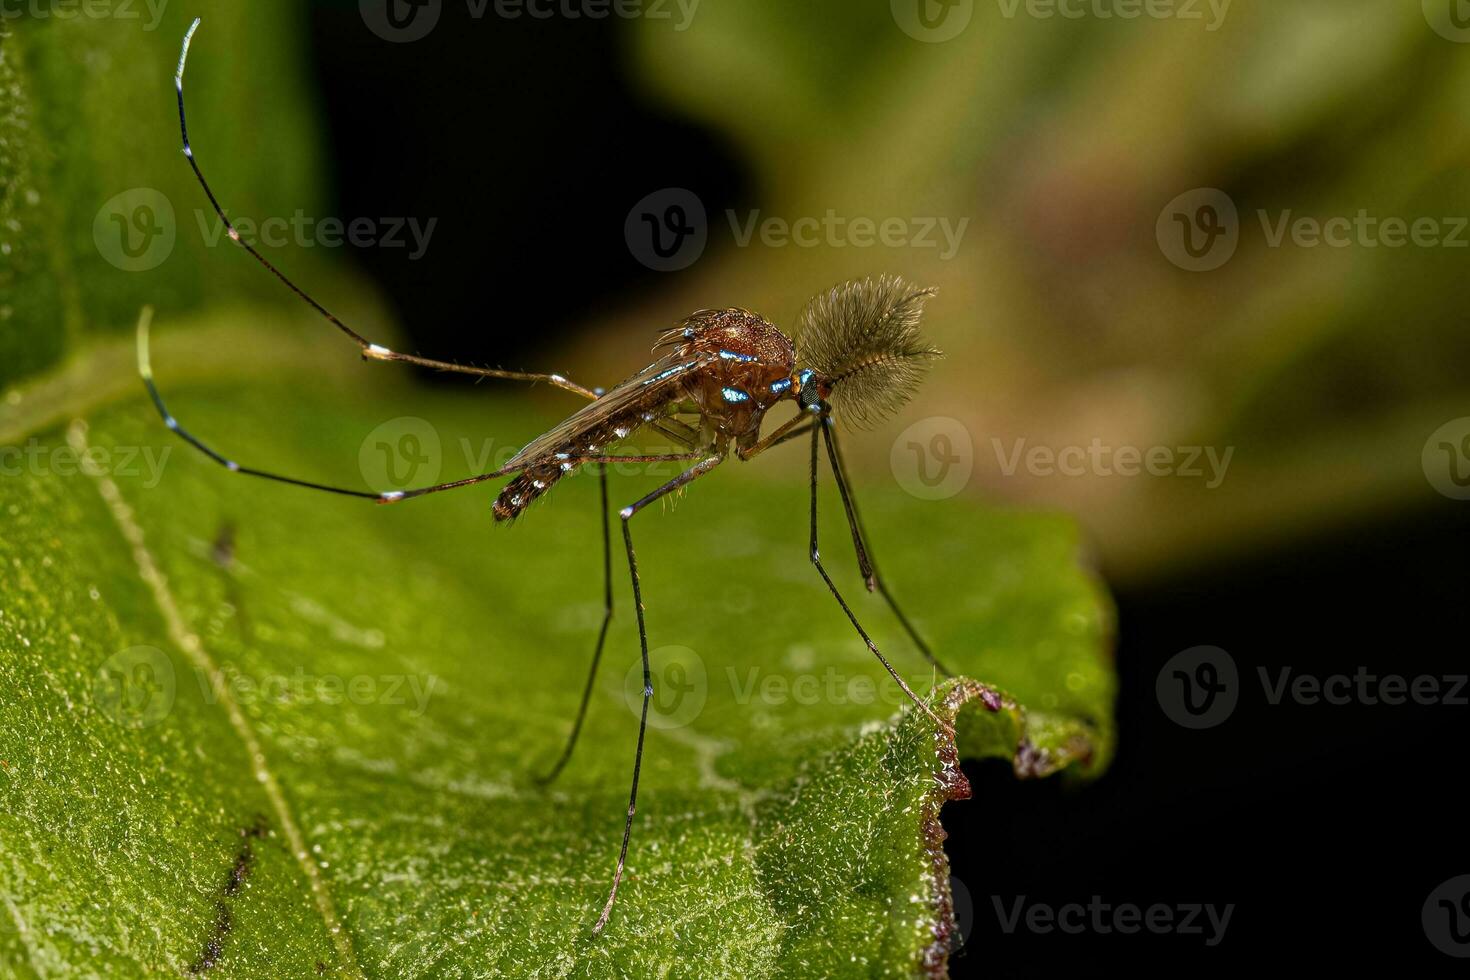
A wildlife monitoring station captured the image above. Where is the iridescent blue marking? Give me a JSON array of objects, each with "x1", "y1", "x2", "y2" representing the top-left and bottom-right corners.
[
  {"x1": 643, "y1": 360, "x2": 696, "y2": 385},
  {"x1": 721, "y1": 386, "x2": 751, "y2": 403},
  {"x1": 718, "y1": 349, "x2": 758, "y2": 363},
  {"x1": 769, "y1": 378, "x2": 793, "y2": 396}
]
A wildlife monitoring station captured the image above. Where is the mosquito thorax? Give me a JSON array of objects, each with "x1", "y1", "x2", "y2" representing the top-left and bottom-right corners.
[{"x1": 672, "y1": 308, "x2": 798, "y2": 440}]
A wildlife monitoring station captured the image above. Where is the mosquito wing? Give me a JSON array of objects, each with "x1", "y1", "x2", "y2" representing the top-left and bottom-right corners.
[{"x1": 504, "y1": 350, "x2": 713, "y2": 470}]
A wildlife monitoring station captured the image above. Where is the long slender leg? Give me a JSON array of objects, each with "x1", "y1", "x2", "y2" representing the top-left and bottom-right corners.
[
  {"x1": 174, "y1": 20, "x2": 595, "y2": 400},
  {"x1": 145, "y1": 323, "x2": 700, "y2": 504},
  {"x1": 535, "y1": 465, "x2": 613, "y2": 785},
  {"x1": 137, "y1": 312, "x2": 381, "y2": 500},
  {"x1": 651, "y1": 417, "x2": 700, "y2": 446},
  {"x1": 736, "y1": 408, "x2": 815, "y2": 461},
  {"x1": 142, "y1": 321, "x2": 705, "y2": 503},
  {"x1": 594, "y1": 453, "x2": 724, "y2": 935},
  {"x1": 384, "y1": 453, "x2": 704, "y2": 503},
  {"x1": 821, "y1": 417, "x2": 955, "y2": 678},
  {"x1": 807, "y1": 422, "x2": 952, "y2": 733}
]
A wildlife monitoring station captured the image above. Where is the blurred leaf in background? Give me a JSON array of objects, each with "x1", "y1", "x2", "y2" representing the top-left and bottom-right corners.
[
  {"x1": 608, "y1": 0, "x2": 1470, "y2": 582},
  {"x1": 0, "y1": 1, "x2": 333, "y2": 389}
]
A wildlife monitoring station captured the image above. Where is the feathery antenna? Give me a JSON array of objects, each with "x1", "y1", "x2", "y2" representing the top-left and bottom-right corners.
[{"x1": 795, "y1": 275, "x2": 943, "y2": 428}]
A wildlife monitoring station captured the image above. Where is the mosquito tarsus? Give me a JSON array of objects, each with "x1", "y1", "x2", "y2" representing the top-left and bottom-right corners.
[{"x1": 150, "y1": 17, "x2": 958, "y2": 935}]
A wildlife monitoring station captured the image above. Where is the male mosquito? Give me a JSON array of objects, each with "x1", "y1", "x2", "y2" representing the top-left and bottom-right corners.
[{"x1": 147, "y1": 18, "x2": 956, "y2": 933}]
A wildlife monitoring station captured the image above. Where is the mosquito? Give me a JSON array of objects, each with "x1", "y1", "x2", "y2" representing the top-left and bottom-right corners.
[{"x1": 146, "y1": 18, "x2": 957, "y2": 933}]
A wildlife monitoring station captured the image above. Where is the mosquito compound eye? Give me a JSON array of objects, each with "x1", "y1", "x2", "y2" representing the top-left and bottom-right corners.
[{"x1": 798, "y1": 376, "x2": 822, "y2": 411}]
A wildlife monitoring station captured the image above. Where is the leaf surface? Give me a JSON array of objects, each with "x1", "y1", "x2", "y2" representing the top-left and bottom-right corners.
[{"x1": 0, "y1": 328, "x2": 1113, "y2": 977}]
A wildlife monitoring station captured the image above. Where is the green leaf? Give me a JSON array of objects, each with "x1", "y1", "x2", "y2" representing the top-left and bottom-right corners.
[
  {"x1": 0, "y1": 322, "x2": 1113, "y2": 976},
  {"x1": 0, "y1": 9, "x2": 327, "y2": 390}
]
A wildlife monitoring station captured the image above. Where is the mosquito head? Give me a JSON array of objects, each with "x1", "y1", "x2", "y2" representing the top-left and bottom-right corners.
[{"x1": 793, "y1": 275, "x2": 942, "y2": 427}]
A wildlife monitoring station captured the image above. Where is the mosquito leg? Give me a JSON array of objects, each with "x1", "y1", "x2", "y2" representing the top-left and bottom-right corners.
[
  {"x1": 650, "y1": 417, "x2": 700, "y2": 447},
  {"x1": 535, "y1": 465, "x2": 613, "y2": 785},
  {"x1": 593, "y1": 453, "x2": 724, "y2": 935},
  {"x1": 174, "y1": 20, "x2": 595, "y2": 400},
  {"x1": 138, "y1": 310, "x2": 383, "y2": 500},
  {"x1": 735, "y1": 409, "x2": 815, "y2": 461},
  {"x1": 822, "y1": 417, "x2": 955, "y2": 678},
  {"x1": 143, "y1": 312, "x2": 704, "y2": 505},
  {"x1": 807, "y1": 421, "x2": 953, "y2": 733}
]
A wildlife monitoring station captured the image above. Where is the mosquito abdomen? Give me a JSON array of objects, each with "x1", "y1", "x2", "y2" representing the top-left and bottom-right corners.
[{"x1": 493, "y1": 465, "x2": 564, "y2": 522}]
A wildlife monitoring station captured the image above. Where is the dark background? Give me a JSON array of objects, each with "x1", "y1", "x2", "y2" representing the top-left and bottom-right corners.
[
  {"x1": 301, "y1": 4, "x2": 1466, "y2": 973},
  {"x1": 307, "y1": 1, "x2": 745, "y2": 368},
  {"x1": 944, "y1": 496, "x2": 1468, "y2": 977}
]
